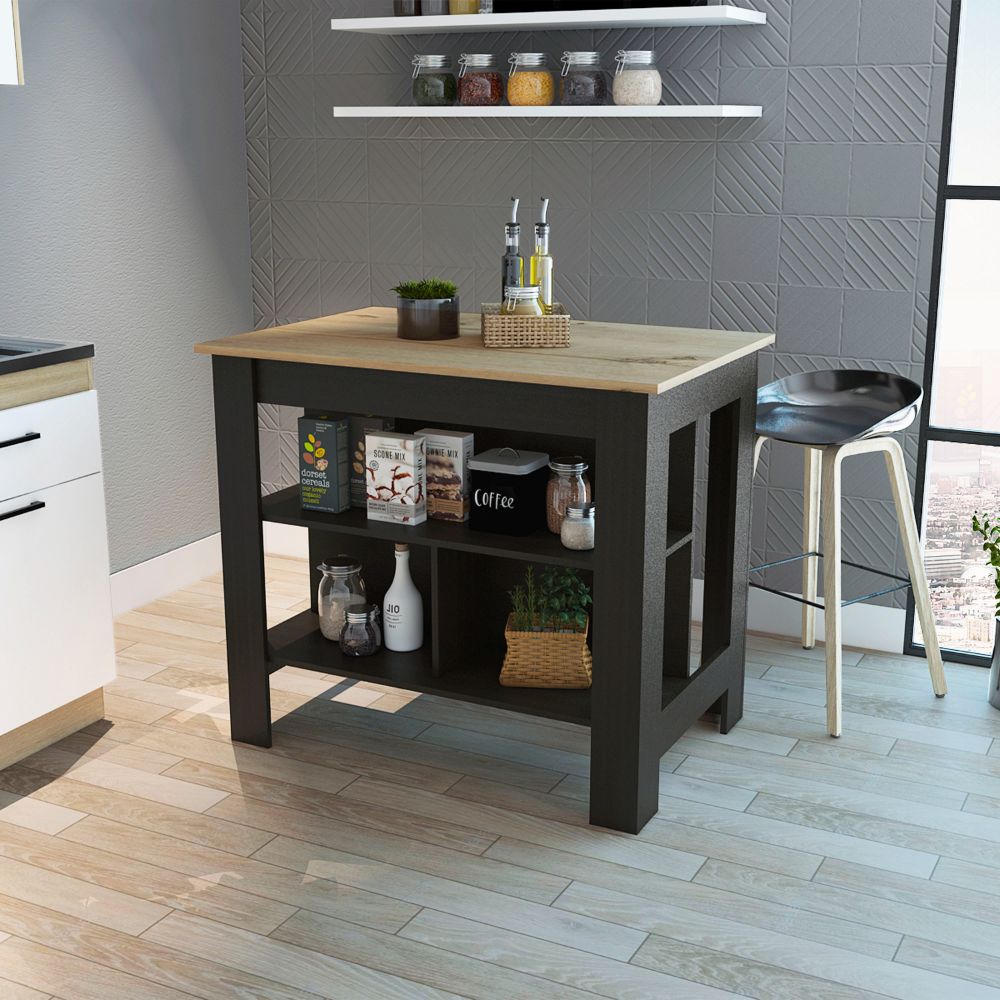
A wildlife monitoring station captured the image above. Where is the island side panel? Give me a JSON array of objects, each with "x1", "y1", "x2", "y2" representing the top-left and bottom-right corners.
[
  {"x1": 212, "y1": 355, "x2": 272, "y2": 747},
  {"x1": 589, "y1": 392, "x2": 669, "y2": 834}
]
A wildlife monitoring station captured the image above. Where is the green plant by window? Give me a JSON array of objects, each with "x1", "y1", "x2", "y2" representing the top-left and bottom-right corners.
[
  {"x1": 391, "y1": 278, "x2": 458, "y2": 300},
  {"x1": 508, "y1": 564, "x2": 591, "y2": 633},
  {"x1": 972, "y1": 511, "x2": 1000, "y2": 617}
]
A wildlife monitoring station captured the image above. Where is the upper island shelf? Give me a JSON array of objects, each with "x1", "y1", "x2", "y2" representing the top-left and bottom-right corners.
[{"x1": 329, "y1": 5, "x2": 766, "y2": 34}]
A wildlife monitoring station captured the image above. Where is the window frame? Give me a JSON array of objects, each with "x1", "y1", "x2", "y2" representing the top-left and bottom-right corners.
[{"x1": 905, "y1": 0, "x2": 1000, "y2": 663}]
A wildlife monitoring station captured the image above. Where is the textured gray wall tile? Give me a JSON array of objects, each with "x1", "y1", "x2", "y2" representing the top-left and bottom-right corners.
[
  {"x1": 370, "y1": 203, "x2": 420, "y2": 265},
  {"x1": 722, "y1": 0, "x2": 791, "y2": 67},
  {"x1": 274, "y1": 259, "x2": 320, "y2": 320},
  {"x1": 854, "y1": 66, "x2": 933, "y2": 143},
  {"x1": 242, "y1": 2, "x2": 266, "y2": 77},
  {"x1": 787, "y1": 67, "x2": 857, "y2": 141},
  {"x1": 776, "y1": 285, "x2": 843, "y2": 355},
  {"x1": 790, "y1": 0, "x2": 861, "y2": 66},
  {"x1": 313, "y1": 78, "x2": 366, "y2": 139},
  {"x1": 271, "y1": 200, "x2": 318, "y2": 260},
  {"x1": 590, "y1": 276, "x2": 646, "y2": 324},
  {"x1": 532, "y1": 142, "x2": 592, "y2": 209},
  {"x1": 366, "y1": 140, "x2": 420, "y2": 204},
  {"x1": 778, "y1": 216, "x2": 846, "y2": 288},
  {"x1": 933, "y1": 0, "x2": 951, "y2": 63},
  {"x1": 718, "y1": 67, "x2": 788, "y2": 142},
  {"x1": 245, "y1": 75, "x2": 267, "y2": 138},
  {"x1": 848, "y1": 143, "x2": 925, "y2": 219},
  {"x1": 650, "y1": 142, "x2": 715, "y2": 213},
  {"x1": 782, "y1": 143, "x2": 851, "y2": 216},
  {"x1": 842, "y1": 289, "x2": 914, "y2": 361},
  {"x1": 592, "y1": 142, "x2": 651, "y2": 211},
  {"x1": 648, "y1": 279, "x2": 711, "y2": 329},
  {"x1": 320, "y1": 261, "x2": 369, "y2": 316},
  {"x1": 859, "y1": 0, "x2": 935, "y2": 65},
  {"x1": 268, "y1": 137, "x2": 317, "y2": 200},
  {"x1": 423, "y1": 205, "x2": 477, "y2": 267},
  {"x1": 916, "y1": 219, "x2": 936, "y2": 293},
  {"x1": 715, "y1": 142, "x2": 784, "y2": 214},
  {"x1": 648, "y1": 213, "x2": 712, "y2": 281},
  {"x1": 711, "y1": 281, "x2": 778, "y2": 333},
  {"x1": 263, "y1": 4, "x2": 312, "y2": 76},
  {"x1": 845, "y1": 219, "x2": 920, "y2": 291},
  {"x1": 317, "y1": 139, "x2": 367, "y2": 202},
  {"x1": 922, "y1": 143, "x2": 939, "y2": 219},
  {"x1": 927, "y1": 64, "x2": 947, "y2": 145},
  {"x1": 591, "y1": 211, "x2": 649, "y2": 278},
  {"x1": 317, "y1": 203, "x2": 368, "y2": 263},
  {"x1": 266, "y1": 76, "x2": 315, "y2": 137},
  {"x1": 712, "y1": 215, "x2": 780, "y2": 284}
]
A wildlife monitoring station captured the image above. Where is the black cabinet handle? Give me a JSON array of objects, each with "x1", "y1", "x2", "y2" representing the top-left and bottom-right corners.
[
  {"x1": 0, "y1": 500, "x2": 45, "y2": 523},
  {"x1": 0, "y1": 432, "x2": 41, "y2": 450}
]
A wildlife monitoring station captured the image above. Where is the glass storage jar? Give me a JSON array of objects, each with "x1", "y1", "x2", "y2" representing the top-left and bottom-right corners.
[
  {"x1": 394, "y1": 0, "x2": 421, "y2": 14},
  {"x1": 458, "y1": 53, "x2": 503, "y2": 106},
  {"x1": 420, "y1": 0, "x2": 449, "y2": 13},
  {"x1": 502, "y1": 285, "x2": 544, "y2": 316},
  {"x1": 412, "y1": 55, "x2": 457, "y2": 106},
  {"x1": 340, "y1": 605, "x2": 381, "y2": 657},
  {"x1": 546, "y1": 456, "x2": 591, "y2": 534},
  {"x1": 612, "y1": 49, "x2": 662, "y2": 107},
  {"x1": 561, "y1": 502, "x2": 595, "y2": 551},
  {"x1": 317, "y1": 556, "x2": 367, "y2": 641},
  {"x1": 507, "y1": 52, "x2": 555, "y2": 107},
  {"x1": 450, "y1": 0, "x2": 478, "y2": 11},
  {"x1": 560, "y1": 51, "x2": 607, "y2": 106}
]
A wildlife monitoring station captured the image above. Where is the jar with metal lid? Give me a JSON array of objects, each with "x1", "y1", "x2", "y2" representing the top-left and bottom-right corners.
[
  {"x1": 450, "y1": 0, "x2": 478, "y2": 12},
  {"x1": 458, "y1": 53, "x2": 503, "y2": 106},
  {"x1": 612, "y1": 49, "x2": 662, "y2": 107},
  {"x1": 340, "y1": 604, "x2": 381, "y2": 657},
  {"x1": 560, "y1": 51, "x2": 607, "y2": 107},
  {"x1": 420, "y1": 0, "x2": 448, "y2": 13},
  {"x1": 561, "y1": 502, "x2": 595, "y2": 551},
  {"x1": 412, "y1": 55, "x2": 457, "y2": 106},
  {"x1": 317, "y1": 556, "x2": 367, "y2": 641},
  {"x1": 502, "y1": 285, "x2": 543, "y2": 316},
  {"x1": 546, "y1": 456, "x2": 592, "y2": 534},
  {"x1": 507, "y1": 52, "x2": 555, "y2": 107},
  {"x1": 394, "y1": 0, "x2": 420, "y2": 14}
]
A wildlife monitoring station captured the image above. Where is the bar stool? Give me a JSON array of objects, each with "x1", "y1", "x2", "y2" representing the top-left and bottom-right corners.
[{"x1": 752, "y1": 370, "x2": 947, "y2": 736}]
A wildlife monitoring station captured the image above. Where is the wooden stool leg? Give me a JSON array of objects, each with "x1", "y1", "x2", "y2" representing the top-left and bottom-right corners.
[
  {"x1": 802, "y1": 447, "x2": 822, "y2": 650},
  {"x1": 821, "y1": 446, "x2": 843, "y2": 737},
  {"x1": 881, "y1": 438, "x2": 948, "y2": 698}
]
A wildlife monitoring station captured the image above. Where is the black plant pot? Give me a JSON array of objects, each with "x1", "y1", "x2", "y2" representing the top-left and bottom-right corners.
[{"x1": 396, "y1": 296, "x2": 461, "y2": 340}]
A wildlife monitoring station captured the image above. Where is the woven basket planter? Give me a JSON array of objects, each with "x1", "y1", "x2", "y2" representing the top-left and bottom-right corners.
[
  {"x1": 499, "y1": 614, "x2": 592, "y2": 689},
  {"x1": 481, "y1": 304, "x2": 571, "y2": 349}
]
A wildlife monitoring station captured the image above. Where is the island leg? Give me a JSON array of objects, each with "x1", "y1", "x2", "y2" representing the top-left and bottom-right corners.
[
  {"x1": 589, "y1": 394, "x2": 669, "y2": 834},
  {"x1": 212, "y1": 356, "x2": 272, "y2": 747}
]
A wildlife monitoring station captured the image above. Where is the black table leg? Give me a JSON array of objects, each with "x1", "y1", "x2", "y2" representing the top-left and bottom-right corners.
[
  {"x1": 212, "y1": 356, "x2": 272, "y2": 747},
  {"x1": 589, "y1": 393, "x2": 669, "y2": 834}
]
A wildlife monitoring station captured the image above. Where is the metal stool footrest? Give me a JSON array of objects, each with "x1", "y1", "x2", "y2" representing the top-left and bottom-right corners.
[{"x1": 749, "y1": 552, "x2": 911, "y2": 610}]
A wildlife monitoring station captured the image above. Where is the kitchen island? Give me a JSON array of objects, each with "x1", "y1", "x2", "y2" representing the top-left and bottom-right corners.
[{"x1": 197, "y1": 308, "x2": 774, "y2": 834}]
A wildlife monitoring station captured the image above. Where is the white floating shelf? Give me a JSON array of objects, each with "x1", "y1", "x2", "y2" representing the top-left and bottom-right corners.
[
  {"x1": 330, "y1": 5, "x2": 766, "y2": 35},
  {"x1": 333, "y1": 104, "x2": 762, "y2": 118}
]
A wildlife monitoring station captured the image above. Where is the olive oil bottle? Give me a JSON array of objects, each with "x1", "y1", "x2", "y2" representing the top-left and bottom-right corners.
[
  {"x1": 529, "y1": 197, "x2": 554, "y2": 314},
  {"x1": 501, "y1": 196, "x2": 524, "y2": 300}
]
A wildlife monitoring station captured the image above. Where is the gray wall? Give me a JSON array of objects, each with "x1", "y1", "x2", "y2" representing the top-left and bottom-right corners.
[
  {"x1": 245, "y1": 0, "x2": 949, "y2": 606},
  {"x1": 0, "y1": 0, "x2": 250, "y2": 571}
]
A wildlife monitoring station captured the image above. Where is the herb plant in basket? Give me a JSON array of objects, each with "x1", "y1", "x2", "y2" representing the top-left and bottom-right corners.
[
  {"x1": 392, "y1": 278, "x2": 460, "y2": 341},
  {"x1": 971, "y1": 512, "x2": 1000, "y2": 709},
  {"x1": 501, "y1": 566, "x2": 593, "y2": 689}
]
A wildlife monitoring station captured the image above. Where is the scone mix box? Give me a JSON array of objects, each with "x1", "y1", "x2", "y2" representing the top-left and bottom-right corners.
[
  {"x1": 348, "y1": 415, "x2": 394, "y2": 508},
  {"x1": 416, "y1": 428, "x2": 474, "y2": 522},
  {"x1": 298, "y1": 415, "x2": 350, "y2": 514},
  {"x1": 365, "y1": 431, "x2": 427, "y2": 525}
]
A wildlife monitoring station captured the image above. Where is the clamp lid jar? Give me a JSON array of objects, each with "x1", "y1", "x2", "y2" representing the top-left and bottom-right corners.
[
  {"x1": 502, "y1": 285, "x2": 543, "y2": 316},
  {"x1": 458, "y1": 53, "x2": 503, "y2": 106},
  {"x1": 613, "y1": 49, "x2": 662, "y2": 107},
  {"x1": 546, "y1": 456, "x2": 592, "y2": 535},
  {"x1": 560, "y1": 51, "x2": 607, "y2": 107},
  {"x1": 412, "y1": 54, "x2": 457, "y2": 106},
  {"x1": 507, "y1": 52, "x2": 554, "y2": 107}
]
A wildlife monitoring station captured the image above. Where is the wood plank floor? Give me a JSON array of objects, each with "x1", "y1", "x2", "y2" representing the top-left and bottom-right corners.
[{"x1": 3, "y1": 556, "x2": 1000, "y2": 999}]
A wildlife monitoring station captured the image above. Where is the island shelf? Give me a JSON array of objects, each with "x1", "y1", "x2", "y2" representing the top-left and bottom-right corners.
[{"x1": 198, "y1": 307, "x2": 773, "y2": 834}]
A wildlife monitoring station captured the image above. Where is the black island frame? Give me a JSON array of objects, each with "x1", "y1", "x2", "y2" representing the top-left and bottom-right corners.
[{"x1": 211, "y1": 352, "x2": 758, "y2": 835}]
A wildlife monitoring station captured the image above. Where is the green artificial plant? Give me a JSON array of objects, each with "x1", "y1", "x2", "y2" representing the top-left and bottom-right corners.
[
  {"x1": 972, "y1": 511, "x2": 1000, "y2": 617},
  {"x1": 508, "y1": 565, "x2": 592, "y2": 633},
  {"x1": 391, "y1": 278, "x2": 458, "y2": 300}
]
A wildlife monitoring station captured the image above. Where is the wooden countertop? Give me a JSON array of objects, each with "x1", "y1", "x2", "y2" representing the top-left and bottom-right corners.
[{"x1": 195, "y1": 308, "x2": 774, "y2": 395}]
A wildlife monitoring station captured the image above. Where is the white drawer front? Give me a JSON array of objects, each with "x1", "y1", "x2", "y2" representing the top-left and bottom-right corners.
[
  {"x1": 0, "y1": 474, "x2": 115, "y2": 735},
  {"x1": 0, "y1": 390, "x2": 102, "y2": 502}
]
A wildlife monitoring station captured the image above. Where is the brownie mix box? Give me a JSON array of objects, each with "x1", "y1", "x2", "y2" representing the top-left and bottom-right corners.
[
  {"x1": 348, "y1": 415, "x2": 394, "y2": 508},
  {"x1": 298, "y1": 416, "x2": 350, "y2": 514},
  {"x1": 416, "y1": 428, "x2": 474, "y2": 522},
  {"x1": 365, "y1": 431, "x2": 426, "y2": 525}
]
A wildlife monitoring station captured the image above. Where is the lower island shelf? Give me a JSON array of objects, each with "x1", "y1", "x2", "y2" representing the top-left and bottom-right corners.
[{"x1": 268, "y1": 609, "x2": 592, "y2": 726}]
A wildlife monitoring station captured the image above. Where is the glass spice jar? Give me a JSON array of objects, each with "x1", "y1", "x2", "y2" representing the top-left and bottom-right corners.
[
  {"x1": 507, "y1": 52, "x2": 555, "y2": 107},
  {"x1": 561, "y1": 502, "x2": 595, "y2": 551},
  {"x1": 340, "y1": 604, "x2": 381, "y2": 657},
  {"x1": 317, "y1": 556, "x2": 367, "y2": 641},
  {"x1": 412, "y1": 55, "x2": 457, "y2": 106},
  {"x1": 560, "y1": 51, "x2": 607, "y2": 107},
  {"x1": 420, "y1": 0, "x2": 449, "y2": 13},
  {"x1": 613, "y1": 49, "x2": 662, "y2": 107},
  {"x1": 458, "y1": 53, "x2": 503, "y2": 106},
  {"x1": 546, "y1": 456, "x2": 591, "y2": 534},
  {"x1": 502, "y1": 285, "x2": 544, "y2": 316},
  {"x1": 450, "y1": 0, "x2": 478, "y2": 11},
  {"x1": 394, "y1": 0, "x2": 421, "y2": 14}
]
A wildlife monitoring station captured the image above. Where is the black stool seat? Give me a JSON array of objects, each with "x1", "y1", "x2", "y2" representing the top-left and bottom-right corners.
[{"x1": 756, "y1": 370, "x2": 922, "y2": 447}]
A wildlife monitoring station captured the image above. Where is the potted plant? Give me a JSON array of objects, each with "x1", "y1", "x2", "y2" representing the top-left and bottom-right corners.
[
  {"x1": 500, "y1": 565, "x2": 593, "y2": 689},
  {"x1": 972, "y1": 512, "x2": 1000, "y2": 709},
  {"x1": 391, "y1": 278, "x2": 460, "y2": 341}
]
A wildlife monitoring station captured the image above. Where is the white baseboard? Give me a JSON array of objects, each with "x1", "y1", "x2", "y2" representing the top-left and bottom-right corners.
[
  {"x1": 263, "y1": 521, "x2": 309, "y2": 559},
  {"x1": 111, "y1": 533, "x2": 222, "y2": 616}
]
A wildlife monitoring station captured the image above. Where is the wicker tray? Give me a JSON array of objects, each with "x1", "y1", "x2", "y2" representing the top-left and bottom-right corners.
[
  {"x1": 499, "y1": 614, "x2": 593, "y2": 689},
  {"x1": 481, "y1": 304, "x2": 571, "y2": 349}
]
